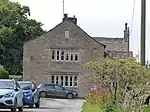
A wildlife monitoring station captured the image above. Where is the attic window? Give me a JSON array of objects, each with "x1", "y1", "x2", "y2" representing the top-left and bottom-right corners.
[{"x1": 65, "y1": 31, "x2": 69, "y2": 38}]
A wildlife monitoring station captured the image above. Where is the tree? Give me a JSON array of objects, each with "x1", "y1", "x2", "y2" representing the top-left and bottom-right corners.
[
  {"x1": 0, "y1": 67, "x2": 9, "y2": 79},
  {"x1": 0, "y1": 0, "x2": 45, "y2": 75},
  {"x1": 83, "y1": 58, "x2": 150, "y2": 109}
]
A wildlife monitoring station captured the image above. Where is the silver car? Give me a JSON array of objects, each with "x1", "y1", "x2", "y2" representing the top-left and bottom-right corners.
[{"x1": 0, "y1": 79, "x2": 23, "y2": 112}]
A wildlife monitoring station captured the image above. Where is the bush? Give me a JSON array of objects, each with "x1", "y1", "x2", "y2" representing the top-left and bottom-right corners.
[{"x1": 0, "y1": 67, "x2": 9, "y2": 79}]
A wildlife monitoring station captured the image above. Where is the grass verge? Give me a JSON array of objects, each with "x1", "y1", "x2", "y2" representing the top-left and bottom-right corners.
[{"x1": 82, "y1": 102, "x2": 101, "y2": 112}]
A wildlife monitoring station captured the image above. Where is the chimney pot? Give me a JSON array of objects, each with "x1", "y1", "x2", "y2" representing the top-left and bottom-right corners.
[{"x1": 62, "y1": 14, "x2": 77, "y2": 24}]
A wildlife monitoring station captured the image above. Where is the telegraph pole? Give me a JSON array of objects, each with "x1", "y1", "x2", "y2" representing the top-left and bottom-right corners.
[
  {"x1": 140, "y1": 0, "x2": 146, "y2": 65},
  {"x1": 63, "y1": 0, "x2": 65, "y2": 17}
]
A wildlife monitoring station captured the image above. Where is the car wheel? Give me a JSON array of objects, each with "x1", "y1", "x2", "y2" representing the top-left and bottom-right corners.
[
  {"x1": 40, "y1": 91, "x2": 47, "y2": 98},
  {"x1": 66, "y1": 93, "x2": 74, "y2": 99},
  {"x1": 29, "y1": 104, "x2": 34, "y2": 108},
  {"x1": 35, "y1": 99, "x2": 40, "y2": 108},
  {"x1": 18, "y1": 106, "x2": 23, "y2": 112},
  {"x1": 11, "y1": 108, "x2": 16, "y2": 112}
]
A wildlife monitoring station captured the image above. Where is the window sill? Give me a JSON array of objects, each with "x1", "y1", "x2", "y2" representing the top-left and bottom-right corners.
[{"x1": 51, "y1": 61, "x2": 79, "y2": 64}]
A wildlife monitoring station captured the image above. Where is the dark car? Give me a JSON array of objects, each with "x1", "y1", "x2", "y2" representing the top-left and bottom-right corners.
[
  {"x1": 37, "y1": 84, "x2": 78, "y2": 99},
  {"x1": 18, "y1": 81, "x2": 40, "y2": 108}
]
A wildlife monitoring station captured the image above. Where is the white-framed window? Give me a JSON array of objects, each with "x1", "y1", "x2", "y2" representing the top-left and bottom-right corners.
[
  {"x1": 74, "y1": 53, "x2": 79, "y2": 62},
  {"x1": 52, "y1": 75, "x2": 54, "y2": 83},
  {"x1": 65, "y1": 76, "x2": 68, "y2": 86},
  {"x1": 70, "y1": 76, "x2": 73, "y2": 87},
  {"x1": 51, "y1": 75, "x2": 78, "y2": 87},
  {"x1": 52, "y1": 49, "x2": 55, "y2": 60},
  {"x1": 56, "y1": 50, "x2": 60, "y2": 61},
  {"x1": 70, "y1": 53, "x2": 74, "y2": 61},
  {"x1": 73, "y1": 76, "x2": 78, "y2": 86},
  {"x1": 51, "y1": 49, "x2": 79, "y2": 62},
  {"x1": 65, "y1": 51, "x2": 69, "y2": 61},
  {"x1": 61, "y1": 50, "x2": 64, "y2": 60},
  {"x1": 60, "y1": 76, "x2": 64, "y2": 86},
  {"x1": 56, "y1": 76, "x2": 59, "y2": 84}
]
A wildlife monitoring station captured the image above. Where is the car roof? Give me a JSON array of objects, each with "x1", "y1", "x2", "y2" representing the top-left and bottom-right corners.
[
  {"x1": 0, "y1": 79, "x2": 14, "y2": 81},
  {"x1": 18, "y1": 81, "x2": 32, "y2": 83},
  {"x1": 42, "y1": 83, "x2": 61, "y2": 86}
]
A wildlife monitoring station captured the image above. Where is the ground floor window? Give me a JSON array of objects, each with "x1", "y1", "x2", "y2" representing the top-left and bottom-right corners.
[{"x1": 51, "y1": 75, "x2": 78, "y2": 87}]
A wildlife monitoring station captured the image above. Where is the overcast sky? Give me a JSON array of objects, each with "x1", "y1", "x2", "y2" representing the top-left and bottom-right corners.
[{"x1": 13, "y1": 0, "x2": 150, "y2": 61}]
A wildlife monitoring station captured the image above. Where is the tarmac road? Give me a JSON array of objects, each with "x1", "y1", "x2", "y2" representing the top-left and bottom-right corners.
[{"x1": 0, "y1": 98, "x2": 84, "y2": 112}]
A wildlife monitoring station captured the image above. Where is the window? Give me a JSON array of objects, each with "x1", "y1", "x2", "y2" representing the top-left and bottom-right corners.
[
  {"x1": 55, "y1": 85, "x2": 64, "y2": 90},
  {"x1": 57, "y1": 50, "x2": 60, "y2": 60},
  {"x1": 70, "y1": 76, "x2": 73, "y2": 86},
  {"x1": 44, "y1": 84, "x2": 54, "y2": 89},
  {"x1": 74, "y1": 76, "x2": 78, "y2": 86},
  {"x1": 61, "y1": 50, "x2": 64, "y2": 60},
  {"x1": 51, "y1": 75, "x2": 78, "y2": 87},
  {"x1": 60, "y1": 76, "x2": 64, "y2": 86},
  {"x1": 56, "y1": 76, "x2": 59, "y2": 84},
  {"x1": 65, "y1": 31, "x2": 69, "y2": 38},
  {"x1": 52, "y1": 50, "x2": 55, "y2": 60},
  {"x1": 75, "y1": 53, "x2": 78, "y2": 61},
  {"x1": 65, "y1": 76, "x2": 68, "y2": 86},
  {"x1": 65, "y1": 52, "x2": 69, "y2": 61},
  {"x1": 51, "y1": 49, "x2": 79, "y2": 62},
  {"x1": 70, "y1": 53, "x2": 73, "y2": 61},
  {"x1": 52, "y1": 76, "x2": 54, "y2": 83}
]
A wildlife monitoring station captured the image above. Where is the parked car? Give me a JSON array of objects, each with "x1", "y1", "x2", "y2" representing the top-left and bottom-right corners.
[
  {"x1": 0, "y1": 79, "x2": 23, "y2": 112},
  {"x1": 37, "y1": 83, "x2": 78, "y2": 99},
  {"x1": 18, "y1": 81, "x2": 40, "y2": 108}
]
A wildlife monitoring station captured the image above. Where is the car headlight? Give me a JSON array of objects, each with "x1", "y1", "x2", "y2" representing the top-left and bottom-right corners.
[{"x1": 5, "y1": 93, "x2": 14, "y2": 98}]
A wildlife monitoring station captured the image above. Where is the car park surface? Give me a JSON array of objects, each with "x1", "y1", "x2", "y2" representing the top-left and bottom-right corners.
[{"x1": 0, "y1": 98, "x2": 84, "y2": 112}]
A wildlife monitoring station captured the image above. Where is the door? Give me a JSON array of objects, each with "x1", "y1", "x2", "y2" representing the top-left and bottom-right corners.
[
  {"x1": 32, "y1": 83, "x2": 39, "y2": 103},
  {"x1": 15, "y1": 81, "x2": 23, "y2": 107},
  {"x1": 44, "y1": 84, "x2": 55, "y2": 96},
  {"x1": 54, "y1": 85, "x2": 66, "y2": 97}
]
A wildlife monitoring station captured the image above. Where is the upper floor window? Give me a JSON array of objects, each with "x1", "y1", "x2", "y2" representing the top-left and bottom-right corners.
[
  {"x1": 51, "y1": 49, "x2": 79, "y2": 62},
  {"x1": 52, "y1": 50, "x2": 55, "y2": 60}
]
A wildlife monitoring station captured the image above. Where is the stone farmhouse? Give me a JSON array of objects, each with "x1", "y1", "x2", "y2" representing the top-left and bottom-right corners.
[{"x1": 23, "y1": 14, "x2": 133, "y2": 97}]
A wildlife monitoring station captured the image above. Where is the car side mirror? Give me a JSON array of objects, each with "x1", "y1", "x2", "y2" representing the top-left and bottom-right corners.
[
  {"x1": 15, "y1": 87, "x2": 19, "y2": 91},
  {"x1": 32, "y1": 88, "x2": 35, "y2": 92}
]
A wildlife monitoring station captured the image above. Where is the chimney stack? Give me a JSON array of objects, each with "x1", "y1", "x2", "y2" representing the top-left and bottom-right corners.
[
  {"x1": 124, "y1": 23, "x2": 130, "y2": 57},
  {"x1": 62, "y1": 13, "x2": 77, "y2": 24},
  {"x1": 124, "y1": 23, "x2": 130, "y2": 40}
]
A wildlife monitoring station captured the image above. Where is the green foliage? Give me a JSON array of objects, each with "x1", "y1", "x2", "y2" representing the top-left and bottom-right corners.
[
  {"x1": 0, "y1": 0, "x2": 45, "y2": 75},
  {"x1": 83, "y1": 57, "x2": 150, "y2": 110},
  {"x1": 82, "y1": 102, "x2": 102, "y2": 112},
  {"x1": 0, "y1": 67, "x2": 9, "y2": 79}
]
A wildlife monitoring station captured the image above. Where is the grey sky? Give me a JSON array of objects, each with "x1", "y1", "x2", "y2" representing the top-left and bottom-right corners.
[{"x1": 13, "y1": 0, "x2": 150, "y2": 61}]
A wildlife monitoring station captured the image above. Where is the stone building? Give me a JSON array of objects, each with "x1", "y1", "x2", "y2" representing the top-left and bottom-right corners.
[
  {"x1": 94, "y1": 23, "x2": 133, "y2": 58},
  {"x1": 23, "y1": 14, "x2": 133, "y2": 97}
]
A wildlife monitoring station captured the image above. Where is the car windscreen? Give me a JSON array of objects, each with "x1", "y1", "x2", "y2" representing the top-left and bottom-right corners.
[
  {"x1": 0, "y1": 80, "x2": 14, "y2": 89},
  {"x1": 19, "y1": 83, "x2": 32, "y2": 90}
]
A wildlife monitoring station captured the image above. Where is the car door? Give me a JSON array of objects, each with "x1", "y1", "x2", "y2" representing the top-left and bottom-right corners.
[
  {"x1": 15, "y1": 81, "x2": 23, "y2": 107},
  {"x1": 54, "y1": 85, "x2": 66, "y2": 97},
  {"x1": 44, "y1": 84, "x2": 55, "y2": 96},
  {"x1": 32, "y1": 83, "x2": 39, "y2": 103}
]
